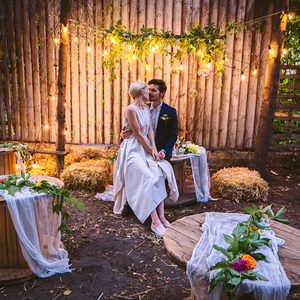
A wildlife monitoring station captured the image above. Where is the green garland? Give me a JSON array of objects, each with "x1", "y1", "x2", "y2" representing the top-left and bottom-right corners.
[
  {"x1": 208, "y1": 205, "x2": 289, "y2": 299},
  {"x1": 98, "y1": 22, "x2": 247, "y2": 81},
  {"x1": 0, "y1": 172, "x2": 84, "y2": 234}
]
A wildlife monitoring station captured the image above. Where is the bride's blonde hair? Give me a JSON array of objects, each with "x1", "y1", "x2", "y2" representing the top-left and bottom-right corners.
[{"x1": 128, "y1": 81, "x2": 146, "y2": 98}]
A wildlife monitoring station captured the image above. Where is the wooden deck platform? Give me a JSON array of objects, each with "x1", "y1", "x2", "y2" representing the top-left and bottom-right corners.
[{"x1": 164, "y1": 213, "x2": 300, "y2": 295}]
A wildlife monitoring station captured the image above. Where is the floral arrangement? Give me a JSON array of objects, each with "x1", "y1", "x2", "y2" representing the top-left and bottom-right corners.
[
  {"x1": 0, "y1": 172, "x2": 84, "y2": 234},
  {"x1": 208, "y1": 205, "x2": 289, "y2": 299},
  {"x1": 174, "y1": 131, "x2": 201, "y2": 155}
]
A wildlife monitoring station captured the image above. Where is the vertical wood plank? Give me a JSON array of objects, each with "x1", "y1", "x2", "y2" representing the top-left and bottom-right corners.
[
  {"x1": 203, "y1": 0, "x2": 218, "y2": 147},
  {"x1": 0, "y1": 1, "x2": 12, "y2": 141},
  {"x1": 38, "y1": 0, "x2": 49, "y2": 142},
  {"x1": 87, "y1": 0, "x2": 95, "y2": 144},
  {"x1": 138, "y1": 0, "x2": 146, "y2": 82},
  {"x1": 218, "y1": 0, "x2": 235, "y2": 148},
  {"x1": 95, "y1": 0, "x2": 104, "y2": 143},
  {"x1": 210, "y1": 0, "x2": 225, "y2": 148},
  {"x1": 178, "y1": 0, "x2": 190, "y2": 135},
  {"x1": 70, "y1": 3, "x2": 80, "y2": 143},
  {"x1": 79, "y1": 2, "x2": 88, "y2": 144},
  {"x1": 121, "y1": 0, "x2": 130, "y2": 128},
  {"x1": 46, "y1": 1, "x2": 56, "y2": 142},
  {"x1": 14, "y1": 0, "x2": 27, "y2": 141},
  {"x1": 145, "y1": 0, "x2": 154, "y2": 82},
  {"x1": 29, "y1": 0, "x2": 41, "y2": 141},
  {"x1": 6, "y1": 210, "x2": 18, "y2": 267},
  {"x1": 228, "y1": 0, "x2": 246, "y2": 148},
  {"x1": 154, "y1": 0, "x2": 164, "y2": 79},
  {"x1": 0, "y1": 85, "x2": 5, "y2": 140},
  {"x1": 129, "y1": 0, "x2": 138, "y2": 85},
  {"x1": 187, "y1": 0, "x2": 200, "y2": 141},
  {"x1": 194, "y1": 0, "x2": 209, "y2": 145},
  {"x1": 0, "y1": 204, "x2": 8, "y2": 266},
  {"x1": 162, "y1": 0, "x2": 173, "y2": 105},
  {"x1": 112, "y1": 0, "x2": 121, "y2": 144},
  {"x1": 103, "y1": 0, "x2": 112, "y2": 144},
  {"x1": 236, "y1": 0, "x2": 254, "y2": 148},
  {"x1": 171, "y1": 0, "x2": 182, "y2": 126},
  {"x1": 244, "y1": 28, "x2": 262, "y2": 148},
  {"x1": 7, "y1": 0, "x2": 20, "y2": 140}
]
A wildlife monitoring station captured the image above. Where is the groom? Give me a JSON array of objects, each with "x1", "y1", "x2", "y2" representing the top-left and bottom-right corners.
[{"x1": 123, "y1": 79, "x2": 178, "y2": 161}]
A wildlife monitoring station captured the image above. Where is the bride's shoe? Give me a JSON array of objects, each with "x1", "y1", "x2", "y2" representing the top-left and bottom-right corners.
[
  {"x1": 151, "y1": 224, "x2": 166, "y2": 238},
  {"x1": 162, "y1": 220, "x2": 171, "y2": 228}
]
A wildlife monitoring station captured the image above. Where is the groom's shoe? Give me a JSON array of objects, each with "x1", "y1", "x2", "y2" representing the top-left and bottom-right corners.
[
  {"x1": 162, "y1": 220, "x2": 171, "y2": 228},
  {"x1": 151, "y1": 224, "x2": 166, "y2": 238}
]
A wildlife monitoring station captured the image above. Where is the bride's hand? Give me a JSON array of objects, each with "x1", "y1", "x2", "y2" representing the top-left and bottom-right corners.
[{"x1": 151, "y1": 148, "x2": 160, "y2": 161}]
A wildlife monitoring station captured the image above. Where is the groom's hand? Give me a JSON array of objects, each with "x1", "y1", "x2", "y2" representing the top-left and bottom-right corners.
[
  {"x1": 158, "y1": 150, "x2": 166, "y2": 160},
  {"x1": 121, "y1": 127, "x2": 133, "y2": 139}
]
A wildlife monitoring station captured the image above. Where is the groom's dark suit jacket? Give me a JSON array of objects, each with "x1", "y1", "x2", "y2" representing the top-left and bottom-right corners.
[{"x1": 154, "y1": 102, "x2": 178, "y2": 160}]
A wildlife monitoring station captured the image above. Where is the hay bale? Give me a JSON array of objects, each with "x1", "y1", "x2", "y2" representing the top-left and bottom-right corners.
[
  {"x1": 211, "y1": 167, "x2": 269, "y2": 203},
  {"x1": 65, "y1": 152, "x2": 88, "y2": 167},
  {"x1": 61, "y1": 159, "x2": 111, "y2": 192},
  {"x1": 29, "y1": 154, "x2": 56, "y2": 177}
]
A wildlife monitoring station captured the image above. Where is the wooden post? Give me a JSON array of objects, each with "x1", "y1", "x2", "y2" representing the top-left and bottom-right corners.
[
  {"x1": 254, "y1": 2, "x2": 287, "y2": 171},
  {"x1": 56, "y1": 0, "x2": 71, "y2": 176}
]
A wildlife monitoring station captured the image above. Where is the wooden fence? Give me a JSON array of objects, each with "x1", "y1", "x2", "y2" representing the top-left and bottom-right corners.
[
  {"x1": 0, "y1": 0, "x2": 290, "y2": 150},
  {"x1": 272, "y1": 65, "x2": 300, "y2": 151}
]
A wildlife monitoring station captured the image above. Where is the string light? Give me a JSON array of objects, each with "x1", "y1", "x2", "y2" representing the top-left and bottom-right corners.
[
  {"x1": 207, "y1": 61, "x2": 211, "y2": 69},
  {"x1": 16, "y1": 164, "x2": 19, "y2": 169},
  {"x1": 63, "y1": 26, "x2": 68, "y2": 34},
  {"x1": 44, "y1": 124, "x2": 49, "y2": 130},
  {"x1": 32, "y1": 163, "x2": 40, "y2": 169},
  {"x1": 51, "y1": 96, "x2": 55, "y2": 101},
  {"x1": 64, "y1": 102, "x2": 67, "y2": 107},
  {"x1": 73, "y1": 37, "x2": 78, "y2": 43},
  {"x1": 282, "y1": 48, "x2": 289, "y2": 55},
  {"x1": 197, "y1": 50, "x2": 202, "y2": 56},
  {"x1": 87, "y1": 45, "x2": 91, "y2": 52},
  {"x1": 64, "y1": 128, "x2": 68, "y2": 135},
  {"x1": 268, "y1": 46, "x2": 274, "y2": 55},
  {"x1": 179, "y1": 64, "x2": 184, "y2": 71},
  {"x1": 103, "y1": 50, "x2": 108, "y2": 56},
  {"x1": 241, "y1": 72, "x2": 246, "y2": 81},
  {"x1": 145, "y1": 65, "x2": 151, "y2": 71},
  {"x1": 288, "y1": 13, "x2": 295, "y2": 20},
  {"x1": 54, "y1": 38, "x2": 59, "y2": 45},
  {"x1": 132, "y1": 54, "x2": 136, "y2": 60},
  {"x1": 253, "y1": 67, "x2": 257, "y2": 75},
  {"x1": 128, "y1": 45, "x2": 133, "y2": 50}
]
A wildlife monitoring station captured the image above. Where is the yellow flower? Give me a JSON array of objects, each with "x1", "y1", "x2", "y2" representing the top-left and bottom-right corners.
[
  {"x1": 35, "y1": 182, "x2": 42, "y2": 188},
  {"x1": 241, "y1": 254, "x2": 257, "y2": 270},
  {"x1": 186, "y1": 143, "x2": 200, "y2": 154}
]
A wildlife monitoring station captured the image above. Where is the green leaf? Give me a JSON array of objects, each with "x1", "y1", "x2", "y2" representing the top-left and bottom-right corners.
[
  {"x1": 5, "y1": 185, "x2": 21, "y2": 196},
  {"x1": 275, "y1": 206, "x2": 286, "y2": 219},
  {"x1": 208, "y1": 260, "x2": 229, "y2": 271},
  {"x1": 224, "y1": 234, "x2": 234, "y2": 244},
  {"x1": 212, "y1": 245, "x2": 233, "y2": 259},
  {"x1": 229, "y1": 268, "x2": 241, "y2": 277},
  {"x1": 254, "y1": 272, "x2": 269, "y2": 281},
  {"x1": 228, "y1": 277, "x2": 241, "y2": 286}
]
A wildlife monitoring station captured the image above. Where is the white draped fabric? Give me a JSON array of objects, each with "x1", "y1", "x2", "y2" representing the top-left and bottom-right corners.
[
  {"x1": 0, "y1": 187, "x2": 71, "y2": 278},
  {"x1": 187, "y1": 212, "x2": 291, "y2": 300},
  {"x1": 187, "y1": 147, "x2": 212, "y2": 202},
  {"x1": 113, "y1": 104, "x2": 179, "y2": 223}
]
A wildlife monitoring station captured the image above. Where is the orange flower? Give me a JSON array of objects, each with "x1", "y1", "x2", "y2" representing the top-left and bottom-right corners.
[
  {"x1": 241, "y1": 254, "x2": 257, "y2": 270},
  {"x1": 0, "y1": 179, "x2": 6, "y2": 183},
  {"x1": 252, "y1": 225, "x2": 259, "y2": 231}
]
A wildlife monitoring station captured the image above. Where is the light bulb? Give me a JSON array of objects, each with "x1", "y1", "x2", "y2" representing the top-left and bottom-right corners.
[
  {"x1": 288, "y1": 13, "x2": 294, "y2": 20},
  {"x1": 145, "y1": 65, "x2": 151, "y2": 71},
  {"x1": 87, "y1": 46, "x2": 91, "y2": 52},
  {"x1": 32, "y1": 163, "x2": 40, "y2": 169},
  {"x1": 269, "y1": 46, "x2": 274, "y2": 55},
  {"x1": 282, "y1": 48, "x2": 288, "y2": 55},
  {"x1": 51, "y1": 96, "x2": 55, "y2": 101},
  {"x1": 64, "y1": 129, "x2": 68, "y2": 135},
  {"x1": 54, "y1": 38, "x2": 59, "y2": 45},
  {"x1": 103, "y1": 50, "x2": 108, "y2": 56},
  {"x1": 253, "y1": 67, "x2": 257, "y2": 75},
  {"x1": 207, "y1": 62, "x2": 211, "y2": 69},
  {"x1": 197, "y1": 50, "x2": 202, "y2": 56},
  {"x1": 132, "y1": 54, "x2": 136, "y2": 60},
  {"x1": 63, "y1": 26, "x2": 68, "y2": 33},
  {"x1": 241, "y1": 72, "x2": 246, "y2": 81},
  {"x1": 179, "y1": 65, "x2": 184, "y2": 71},
  {"x1": 44, "y1": 124, "x2": 49, "y2": 130},
  {"x1": 73, "y1": 37, "x2": 78, "y2": 43}
]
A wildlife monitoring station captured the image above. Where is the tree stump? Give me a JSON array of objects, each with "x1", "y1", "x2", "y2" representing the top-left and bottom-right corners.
[{"x1": 0, "y1": 150, "x2": 17, "y2": 175}]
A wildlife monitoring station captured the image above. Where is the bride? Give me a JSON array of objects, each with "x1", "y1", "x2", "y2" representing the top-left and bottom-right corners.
[{"x1": 113, "y1": 81, "x2": 179, "y2": 237}]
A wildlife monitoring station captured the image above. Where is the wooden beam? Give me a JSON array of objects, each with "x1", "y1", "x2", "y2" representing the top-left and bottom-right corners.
[
  {"x1": 56, "y1": 0, "x2": 71, "y2": 176},
  {"x1": 254, "y1": 2, "x2": 288, "y2": 171}
]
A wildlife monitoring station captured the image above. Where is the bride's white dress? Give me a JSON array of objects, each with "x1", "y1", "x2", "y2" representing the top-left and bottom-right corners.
[{"x1": 113, "y1": 104, "x2": 179, "y2": 223}]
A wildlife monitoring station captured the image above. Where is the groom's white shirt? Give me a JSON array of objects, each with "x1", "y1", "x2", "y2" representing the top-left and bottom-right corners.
[{"x1": 150, "y1": 102, "x2": 162, "y2": 134}]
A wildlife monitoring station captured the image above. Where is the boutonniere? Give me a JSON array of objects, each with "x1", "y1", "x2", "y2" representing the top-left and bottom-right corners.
[{"x1": 160, "y1": 114, "x2": 171, "y2": 121}]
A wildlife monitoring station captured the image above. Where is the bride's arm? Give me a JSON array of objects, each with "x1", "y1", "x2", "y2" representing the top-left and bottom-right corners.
[
  {"x1": 148, "y1": 127, "x2": 157, "y2": 150},
  {"x1": 126, "y1": 107, "x2": 153, "y2": 154}
]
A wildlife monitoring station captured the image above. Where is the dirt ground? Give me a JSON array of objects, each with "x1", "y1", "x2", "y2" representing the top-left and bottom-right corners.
[{"x1": 1, "y1": 156, "x2": 300, "y2": 300}]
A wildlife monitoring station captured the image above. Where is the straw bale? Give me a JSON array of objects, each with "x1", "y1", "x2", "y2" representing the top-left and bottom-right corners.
[
  {"x1": 211, "y1": 167, "x2": 269, "y2": 203},
  {"x1": 29, "y1": 154, "x2": 56, "y2": 177},
  {"x1": 61, "y1": 159, "x2": 112, "y2": 192}
]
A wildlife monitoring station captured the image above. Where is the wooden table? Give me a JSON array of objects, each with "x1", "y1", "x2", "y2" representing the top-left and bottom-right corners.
[
  {"x1": 0, "y1": 175, "x2": 64, "y2": 285},
  {"x1": 0, "y1": 149, "x2": 17, "y2": 175},
  {"x1": 166, "y1": 156, "x2": 196, "y2": 207},
  {"x1": 164, "y1": 213, "x2": 300, "y2": 297}
]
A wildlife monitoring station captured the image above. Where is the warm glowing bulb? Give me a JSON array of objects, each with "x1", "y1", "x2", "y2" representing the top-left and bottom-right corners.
[
  {"x1": 32, "y1": 163, "x2": 40, "y2": 169},
  {"x1": 269, "y1": 46, "x2": 274, "y2": 55},
  {"x1": 282, "y1": 48, "x2": 289, "y2": 55},
  {"x1": 87, "y1": 46, "x2": 91, "y2": 52},
  {"x1": 64, "y1": 129, "x2": 68, "y2": 135},
  {"x1": 51, "y1": 96, "x2": 55, "y2": 101},
  {"x1": 73, "y1": 37, "x2": 78, "y2": 43},
  {"x1": 253, "y1": 68, "x2": 257, "y2": 75},
  {"x1": 179, "y1": 65, "x2": 184, "y2": 71},
  {"x1": 241, "y1": 72, "x2": 246, "y2": 81},
  {"x1": 64, "y1": 102, "x2": 67, "y2": 107},
  {"x1": 132, "y1": 54, "x2": 136, "y2": 60},
  {"x1": 145, "y1": 65, "x2": 151, "y2": 71},
  {"x1": 110, "y1": 37, "x2": 115, "y2": 43},
  {"x1": 197, "y1": 50, "x2": 202, "y2": 56},
  {"x1": 207, "y1": 62, "x2": 211, "y2": 69},
  {"x1": 151, "y1": 47, "x2": 156, "y2": 53},
  {"x1": 44, "y1": 124, "x2": 49, "y2": 130},
  {"x1": 54, "y1": 38, "x2": 59, "y2": 45},
  {"x1": 16, "y1": 164, "x2": 19, "y2": 169},
  {"x1": 103, "y1": 50, "x2": 108, "y2": 56},
  {"x1": 63, "y1": 26, "x2": 68, "y2": 33},
  {"x1": 128, "y1": 45, "x2": 133, "y2": 50},
  {"x1": 154, "y1": 44, "x2": 159, "y2": 50},
  {"x1": 288, "y1": 13, "x2": 294, "y2": 20}
]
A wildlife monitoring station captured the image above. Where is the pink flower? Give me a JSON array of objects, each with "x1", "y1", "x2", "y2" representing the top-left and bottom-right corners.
[{"x1": 232, "y1": 260, "x2": 249, "y2": 273}]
